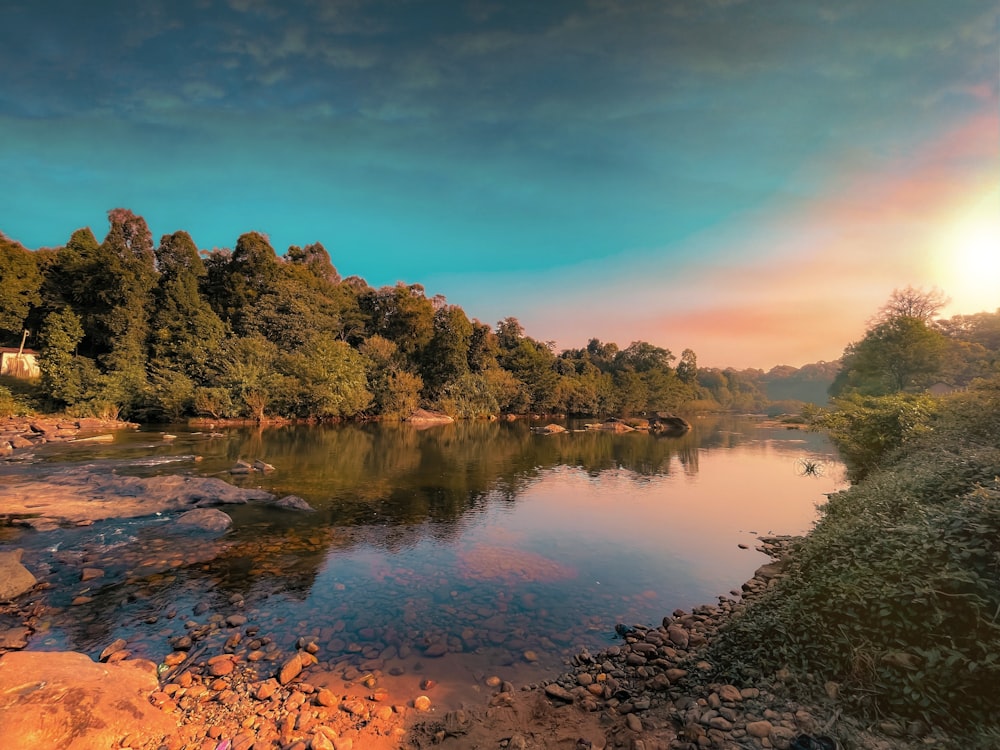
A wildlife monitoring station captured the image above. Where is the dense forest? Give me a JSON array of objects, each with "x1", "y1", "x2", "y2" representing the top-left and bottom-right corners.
[{"x1": 2, "y1": 210, "x2": 998, "y2": 422}]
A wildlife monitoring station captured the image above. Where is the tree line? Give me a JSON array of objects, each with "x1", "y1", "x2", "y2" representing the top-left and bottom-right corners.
[
  {"x1": 1, "y1": 209, "x2": 729, "y2": 421},
  {"x1": 5, "y1": 214, "x2": 996, "y2": 422}
]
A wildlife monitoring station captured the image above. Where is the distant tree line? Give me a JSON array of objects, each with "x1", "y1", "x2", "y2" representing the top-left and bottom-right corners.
[{"x1": 0, "y1": 209, "x2": 744, "y2": 421}]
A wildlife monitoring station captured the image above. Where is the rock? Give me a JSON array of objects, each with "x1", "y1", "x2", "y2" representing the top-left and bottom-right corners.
[
  {"x1": 534, "y1": 424, "x2": 567, "y2": 434},
  {"x1": 99, "y1": 638, "x2": 127, "y2": 662},
  {"x1": 253, "y1": 459, "x2": 276, "y2": 472},
  {"x1": 276, "y1": 495, "x2": 316, "y2": 512},
  {"x1": 255, "y1": 679, "x2": 279, "y2": 700},
  {"x1": 0, "y1": 549, "x2": 37, "y2": 600},
  {"x1": 718, "y1": 684, "x2": 742, "y2": 702},
  {"x1": 80, "y1": 568, "x2": 104, "y2": 582},
  {"x1": 413, "y1": 695, "x2": 432, "y2": 711},
  {"x1": 176, "y1": 508, "x2": 232, "y2": 533},
  {"x1": 747, "y1": 720, "x2": 773, "y2": 738},
  {"x1": 0, "y1": 627, "x2": 30, "y2": 649},
  {"x1": 0, "y1": 651, "x2": 175, "y2": 749},
  {"x1": 423, "y1": 642, "x2": 448, "y2": 657},
  {"x1": 626, "y1": 713, "x2": 643, "y2": 732},
  {"x1": 544, "y1": 683, "x2": 574, "y2": 702},
  {"x1": 404, "y1": 409, "x2": 454, "y2": 424},
  {"x1": 279, "y1": 653, "x2": 306, "y2": 684},
  {"x1": 666, "y1": 625, "x2": 689, "y2": 649},
  {"x1": 0, "y1": 470, "x2": 276, "y2": 526}
]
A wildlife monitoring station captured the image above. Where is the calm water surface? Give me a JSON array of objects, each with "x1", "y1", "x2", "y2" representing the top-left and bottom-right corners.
[{"x1": 2, "y1": 417, "x2": 844, "y2": 694}]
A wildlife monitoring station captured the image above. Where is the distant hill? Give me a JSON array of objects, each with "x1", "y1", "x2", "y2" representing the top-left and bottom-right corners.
[{"x1": 759, "y1": 361, "x2": 840, "y2": 405}]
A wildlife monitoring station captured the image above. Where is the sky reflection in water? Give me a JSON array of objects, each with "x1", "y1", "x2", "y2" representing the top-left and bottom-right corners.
[{"x1": 10, "y1": 417, "x2": 843, "y2": 695}]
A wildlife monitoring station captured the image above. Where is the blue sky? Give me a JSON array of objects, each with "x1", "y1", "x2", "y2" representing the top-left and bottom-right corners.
[{"x1": 1, "y1": 0, "x2": 997, "y2": 367}]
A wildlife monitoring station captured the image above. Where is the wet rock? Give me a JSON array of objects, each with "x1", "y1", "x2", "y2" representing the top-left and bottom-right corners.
[
  {"x1": 80, "y1": 567, "x2": 104, "y2": 582},
  {"x1": 176, "y1": 508, "x2": 233, "y2": 533},
  {"x1": 0, "y1": 627, "x2": 30, "y2": 649},
  {"x1": 99, "y1": 638, "x2": 127, "y2": 662},
  {"x1": 0, "y1": 549, "x2": 37, "y2": 600},
  {"x1": 276, "y1": 495, "x2": 315, "y2": 512},
  {"x1": 414, "y1": 695, "x2": 432, "y2": 711}
]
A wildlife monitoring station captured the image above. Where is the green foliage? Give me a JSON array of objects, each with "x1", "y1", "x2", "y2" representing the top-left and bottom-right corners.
[
  {"x1": 811, "y1": 392, "x2": 937, "y2": 481},
  {"x1": 0, "y1": 233, "x2": 42, "y2": 340},
  {"x1": 281, "y1": 337, "x2": 372, "y2": 418},
  {"x1": 708, "y1": 378, "x2": 1000, "y2": 741}
]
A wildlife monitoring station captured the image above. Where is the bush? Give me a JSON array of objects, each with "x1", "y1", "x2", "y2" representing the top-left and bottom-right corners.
[{"x1": 708, "y1": 378, "x2": 1000, "y2": 743}]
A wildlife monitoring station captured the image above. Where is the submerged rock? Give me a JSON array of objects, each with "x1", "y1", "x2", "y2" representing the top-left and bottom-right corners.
[
  {"x1": 275, "y1": 495, "x2": 315, "y2": 512},
  {"x1": 176, "y1": 508, "x2": 233, "y2": 533}
]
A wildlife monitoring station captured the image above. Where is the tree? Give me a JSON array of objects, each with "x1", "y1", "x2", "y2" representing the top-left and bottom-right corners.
[
  {"x1": 676, "y1": 349, "x2": 698, "y2": 384},
  {"x1": 207, "y1": 232, "x2": 280, "y2": 334},
  {"x1": 282, "y1": 337, "x2": 372, "y2": 418},
  {"x1": 361, "y1": 283, "x2": 435, "y2": 358},
  {"x1": 421, "y1": 305, "x2": 473, "y2": 399},
  {"x1": 872, "y1": 286, "x2": 948, "y2": 325},
  {"x1": 38, "y1": 308, "x2": 97, "y2": 408},
  {"x1": 0, "y1": 234, "x2": 42, "y2": 341},
  {"x1": 149, "y1": 231, "x2": 227, "y2": 383},
  {"x1": 833, "y1": 316, "x2": 948, "y2": 396}
]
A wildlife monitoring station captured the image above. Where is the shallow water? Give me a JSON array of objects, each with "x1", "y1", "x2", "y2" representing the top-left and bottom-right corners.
[{"x1": 2, "y1": 416, "x2": 844, "y2": 693}]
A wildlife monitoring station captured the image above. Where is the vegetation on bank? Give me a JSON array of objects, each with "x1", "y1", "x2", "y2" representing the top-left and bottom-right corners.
[
  {"x1": 1, "y1": 211, "x2": 833, "y2": 422},
  {"x1": 707, "y1": 290, "x2": 1000, "y2": 748}
]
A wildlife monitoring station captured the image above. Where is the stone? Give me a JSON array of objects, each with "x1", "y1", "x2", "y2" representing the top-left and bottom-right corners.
[
  {"x1": 0, "y1": 549, "x2": 37, "y2": 600},
  {"x1": 276, "y1": 495, "x2": 316, "y2": 512},
  {"x1": 279, "y1": 653, "x2": 305, "y2": 684},
  {"x1": 0, "y1": 651, "x2": 175, "y2": 749},
  {"x1": 544, "y1": 683, "x2": 574, "y2": 702},
  {"x1": 423, "y1": 642, "x2": 448, "y2": 657},
  {"x1": 718, "y1": 684, "x2": 742, "y2": 702},
  {"x1": 316, "y1": 688, "x2": 337, "y2": 706},
  {"x1": 80, "y1": 568, "x2": 104, "y2": 582},
  {"x1": 176, "y1": 508, "x2": 232, "y2": 533},
  {"x1": 99, "y1": 638, "x2": 127, "y2": 662},
  {"x1": 626, "y1": 714, "x2": 643, "y2": 732},
  {"x1": 0, "y1": 627, "x2": 30, "y2": 649},
  {"x1": 666, "y1": 625, "x2": 689, "y2": 649},
  {"x1": 747, "y1": 721, "x2": 773, "y2": 738},
  {"x1": 255, "y1": 679, "x2": 279, "y2": 700},
  {"x1": 413, "y1": 695, "x2": 432, "y2": 711}
]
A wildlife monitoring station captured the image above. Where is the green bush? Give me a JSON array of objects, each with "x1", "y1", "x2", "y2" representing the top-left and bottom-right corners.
[{"x1": 708, "y1": 378, "x2": 1000, "y2": 742}]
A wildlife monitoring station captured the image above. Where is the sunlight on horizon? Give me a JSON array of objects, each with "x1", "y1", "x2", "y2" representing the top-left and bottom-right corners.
[{"x1": 936, "y1": 187, "x2": 1000, "y2": 314}]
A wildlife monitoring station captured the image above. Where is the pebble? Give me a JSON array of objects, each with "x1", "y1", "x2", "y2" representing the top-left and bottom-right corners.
[{"x1": 413, "y1": 695, "x2": 432, "y2": 711}]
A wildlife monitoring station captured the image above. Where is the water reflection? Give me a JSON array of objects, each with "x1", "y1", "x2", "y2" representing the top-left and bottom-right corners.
[{"x1": 6, "y1": 417, "x2": 843, "y2": 694}]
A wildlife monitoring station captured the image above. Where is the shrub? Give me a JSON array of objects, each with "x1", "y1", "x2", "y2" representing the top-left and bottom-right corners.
[{"x1": 708, "y1": 378, "x2": 1000, "y2": 743}]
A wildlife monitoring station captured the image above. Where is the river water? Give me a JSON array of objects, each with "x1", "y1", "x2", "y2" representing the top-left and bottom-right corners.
[{"x1": 1, "y1": 416, "x2": 843, "y2": 696}]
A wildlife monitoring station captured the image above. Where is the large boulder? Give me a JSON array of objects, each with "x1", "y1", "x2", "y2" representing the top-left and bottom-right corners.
[
  {"x1": 0, "y1": 651, "x2": 175, "y2": 749},
  {"x1": 404, "y1": 409, "x2": 454, "y2": 424},
  {"x1": 0, "y1": 549, "x2": 37, "y2": 600},
  {"x1": 0, "y1": 470, "x2": 275, "y2": 527}
]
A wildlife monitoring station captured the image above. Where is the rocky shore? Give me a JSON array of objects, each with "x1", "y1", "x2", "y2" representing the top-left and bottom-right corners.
[{"x1": 1, "y1": 530, "x2": 944, "y2": 750}]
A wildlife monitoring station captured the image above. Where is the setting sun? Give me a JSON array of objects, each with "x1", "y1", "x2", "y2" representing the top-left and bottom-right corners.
[{"x1": 938, "y1": 189, "x2": 1000, "y2": 312}]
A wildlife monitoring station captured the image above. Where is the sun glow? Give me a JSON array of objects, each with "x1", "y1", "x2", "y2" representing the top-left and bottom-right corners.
[{"x1": 937, "y1": 189, "x2": 1000, "y2": 312}]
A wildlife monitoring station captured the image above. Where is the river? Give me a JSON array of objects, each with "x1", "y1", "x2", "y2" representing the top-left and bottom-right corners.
[{"x1": 1, "y1": 416, "x2": 843, "y2": 697}]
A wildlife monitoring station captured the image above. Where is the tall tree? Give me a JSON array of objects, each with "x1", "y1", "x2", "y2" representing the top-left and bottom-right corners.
[
  {"x1": 421, "y1": 305, "x2": 473, "y2": 399},
  {"x1": 0, "y1": 234, "x2": 41, "y2": 342},
  {"x1": 149, "y1": 231, "x2": 227, "y2": 383},
  {"x1": 96, "y1": 209, "x2": 158, "y2": 410}
]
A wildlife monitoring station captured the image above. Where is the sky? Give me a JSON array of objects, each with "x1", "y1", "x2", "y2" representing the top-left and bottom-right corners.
[{"x1": 1, "y1": 0, "x2": 997, "y2": 369}]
